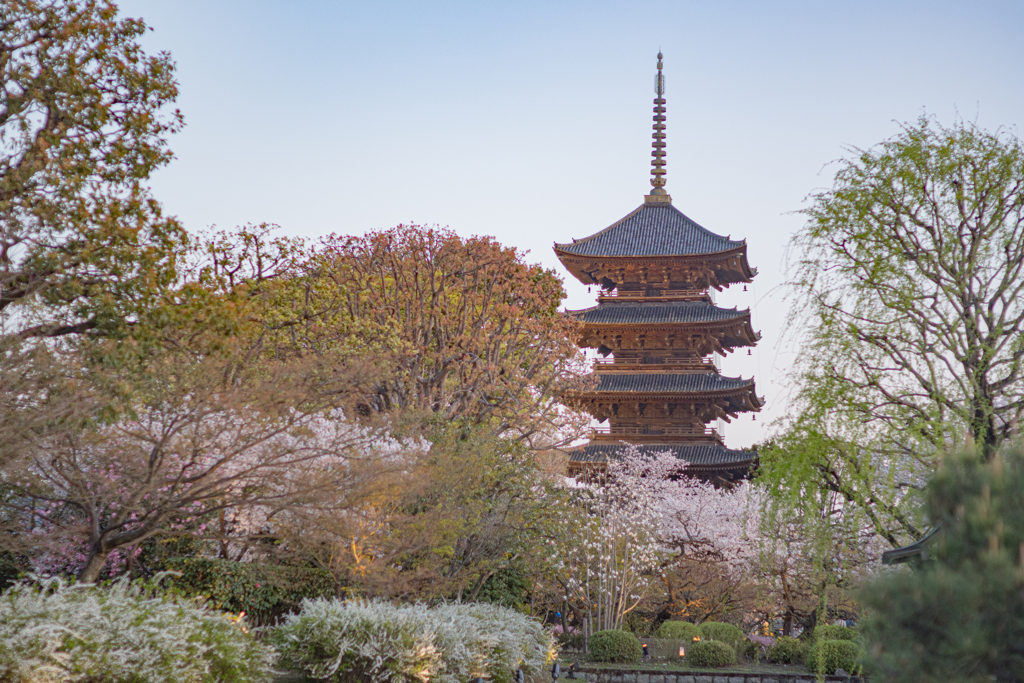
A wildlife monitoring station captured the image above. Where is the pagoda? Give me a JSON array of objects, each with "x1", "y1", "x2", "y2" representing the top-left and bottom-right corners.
[{"x1": 554, "y1": 53, "x2": 763, "y2": 483}]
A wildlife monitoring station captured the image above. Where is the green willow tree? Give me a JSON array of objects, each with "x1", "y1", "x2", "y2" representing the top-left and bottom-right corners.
[{"x1": 761, "y1": 116, "x2": 1024, "y2": 546}]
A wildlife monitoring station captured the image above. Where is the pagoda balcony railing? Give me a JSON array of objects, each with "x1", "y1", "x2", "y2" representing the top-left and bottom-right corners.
[
  {"x1": 593, "y1": 356, "x2": 716, "y2": 370},
  {"x1": 598, "y1": 288, "x2": 703, "y2": 300},
  {"x1": 591, "y1": 425, "x2": 723, "y2": 443}
]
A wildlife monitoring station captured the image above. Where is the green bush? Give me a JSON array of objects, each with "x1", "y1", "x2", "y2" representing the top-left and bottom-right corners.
[
  {"x1": 271, "y1": 598, "x2": 553, "y2": 683},
  {"x1": 814, "y1": 624, "x2": 858, "y2": 642},
  {"x1": 767, "y1": 636, "x2": 807, "y2": 665},
  {"x1": 688, "y1": 640, "x2": 736, "y2": 668},
  {"x1": 587, "y1": 629, "x2": 642, "y2": 663},
  {"x1": 655, "y1": 620, "x2": 702, "y2": 641},
  {"x1": 806, "y1": 639, "x2": 863, "y2": 675},
  {"x1": 698, "y1": 621, "x2": 744, "y2": 649},
  {"x1": 737, "y1": 638, "x2": 759, "y2": 661},
  {"x1": 477, "y1": 561, "x2": 530, "y2": 609},
  {"x1": 166, "y1": 557, "x2": 334, "y2": 625},
  {"x1": 0, "y1": 574, "x2": 275, "y2": 683}
]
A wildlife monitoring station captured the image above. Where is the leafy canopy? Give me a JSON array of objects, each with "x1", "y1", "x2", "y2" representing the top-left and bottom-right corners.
[{"x1": 764, "y1": 116, "x2": 1024, "y2": 544}]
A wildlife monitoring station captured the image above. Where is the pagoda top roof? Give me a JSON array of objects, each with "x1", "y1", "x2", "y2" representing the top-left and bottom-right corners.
[
  {"x1": 591, "y1": 372, "x2": 755, "y2": 395},
  {"x1": 568, "y1": 300, "x2": 749, "y2": 326},
  {"x1": 570, "y1": 442, "x2": 755, "y2": 469},
  {"x1": 554, "y1": 202, "x2": 743, "y2": 259}
]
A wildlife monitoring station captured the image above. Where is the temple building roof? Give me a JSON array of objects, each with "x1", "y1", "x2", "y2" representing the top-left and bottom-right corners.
[
  {"x1": 554, "y1": 202, "x2": 744, "y2": 258},
  {"x1": 570, "y1": 442, "x2": 755, "y2": 469},
  {"x1": 568, "y1": 300, "x2": 750, "y2": 326},
  {"x1": 590, "y1": 372, "x2": 755, "y2": 394}
]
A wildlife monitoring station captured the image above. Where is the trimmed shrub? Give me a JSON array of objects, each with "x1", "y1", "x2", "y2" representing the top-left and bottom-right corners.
[
  {"x1": 814, "y1": 624, "x2": 858, "y2": 642},
  {"x1": 687, "y1": 640, "x2": 736, "y2": 668},
  {"x1": 0, "y1": 574, "x2": 275, "y2": 683},
  {"x1": 587, "y1": 629, "x2": 642, "y2": 663},
  {"x1": 806, "y1": 639, "x2": 863, "y2": 675},
  {"x1": 655, "y1": 620, "x2": 702, "y2": 641},
  {"x1": 767, "y1": 635, "x2": 807, "y2": 665},
  {"x1": 698, "y1": 621, "x2": 744, "y2": 650},
  {"x1": 166, "y1": 557, "x2": 334, "y2": 626},
  {"x1": 270, "y1": 598, "x2": 554, "y2": 683}
]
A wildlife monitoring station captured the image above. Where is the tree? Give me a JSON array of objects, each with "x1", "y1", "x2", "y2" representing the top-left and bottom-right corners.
[
  {"x1": 767, "y1": 116, "x2": 1024, "y2": 544},
  {"x1": 860, "y1": 445, "x2": 1024, "y2": 683},
  {"x1": 751, "y1": 496, "x2": 879, "y2": 636},
  {"x1": 0, "y1": 0, "x2": 186, "y2": 341},
  {"x1": 254, "y1": 225, "x2": 591, "y2": 450},
  {"x1": 548, "y1": 455, "x2": 664, "y2": 634},
  {"x1": 0, "y1": 349, "x2": 389, "y2": 583},
  {"x1": 548, "y1": 449, "x2": 760, "y2": 633},
  {"x1": 273, "y1": 423, "x2": 564, "y2": 602},
  {"x1": 653, "y1": 454, "x2": 760, "y2": 624}
]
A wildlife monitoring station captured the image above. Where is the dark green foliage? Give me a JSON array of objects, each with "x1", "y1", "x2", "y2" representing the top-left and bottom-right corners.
[
  {"x1": 814, "y1": 624, "x2": 858, "y2": 642},
  {"x1": 166, "y1": 558, "x2": 334, "y2": 625},
  {"x1": 655, "y1": 620, "x2": 702, "y2": 641},
  {"x1": 476, "y1": 562, "x2": 530, "y2": 609},
  {"x1": 737, "y1": 638, "x2": 759, "y2": 661},
  {"x1": 556, "y1": 632, "x2": 586, "y2": 651},
  {"x1": 767, "y1": 636, "x2": 807, "y2": 665},
  {"x1": 860, "y1": 447, "x2": 1024, "y2": 682},
  {"x1": 0, "y1": 551, "x2": 27, "y2": 591},
  {"x1": 807, "y1": 639, "x2": 863, "y2": 675},
  {"x1": 687, "y1": 640, "x2": 736, "y2": 668},
  {"x1": 587, "y1": 630, "x2": 642, "y2": 663},
  {"x1": 698, "y1": 621, "x2": 744, "y2": 650}
]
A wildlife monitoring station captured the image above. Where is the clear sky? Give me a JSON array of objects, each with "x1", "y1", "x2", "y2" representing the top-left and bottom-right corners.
[{"x1": 122, "y1": 0, "x2": 1024, "y2": 447}]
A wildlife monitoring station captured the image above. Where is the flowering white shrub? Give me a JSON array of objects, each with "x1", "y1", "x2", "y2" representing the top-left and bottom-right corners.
[
  {"x1": 271, "y1": 598, "x2": 555, "y2": 683},
  {"x1": 0, "y1": 574, "x2": 276, "y2": 683}
]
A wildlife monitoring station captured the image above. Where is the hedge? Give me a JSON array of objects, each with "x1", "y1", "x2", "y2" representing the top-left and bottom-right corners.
[
  {"x1": 166, "y1": 557, "x2": 334, "y2": 625},
  {"x1": 767, "y1": 636, "x2": 807, "y2": 665},
  {"x1": 806, "y1": 639, "x2": 863, "y2": 675},
  {"x1": 688, "y1": 640, "x2": 736, "y2": 668},
  {"x1": 655, "y1": 620, "x2": 702, "y2": 641},
  {"x1": 0, "y1": 574, "x2": 275, "y2": 683},
  {"x1": 814, "y1": 624, "x2": 859, "y2": 642},
  {"x1": 698, "y1": 621, "x2": 744, "y2": 650},
  {"x1": 588, "y1": 630, "x2": 642, "y2": 663},
  {"x1": 270, "y1": 599, "x2": 554, "y2": 683}
]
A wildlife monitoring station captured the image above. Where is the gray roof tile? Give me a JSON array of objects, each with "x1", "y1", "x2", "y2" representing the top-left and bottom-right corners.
[
  {"x1": 555, "y1": 203, "x2": 743, "y2": 257},
  {"x1": 568, "y1": 301, "x2": 748, "y2": 325},
  {"x1": 571, "y1": 443, "x2": 756, "y2": 467},
  {"x1": 593, "y1": 372, "x2": 753, "y2": 394}
]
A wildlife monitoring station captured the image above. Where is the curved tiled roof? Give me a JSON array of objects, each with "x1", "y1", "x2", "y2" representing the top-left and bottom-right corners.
[
  {"x1": 568, "y1": 301, "x2": 749, "y2": 325},
  {"x1": 592, "y1": 372, "x2": 754, "y2": 394},
  {"x1": 570, "y1": 443, "x2": 755, "y2": 467},
  {"x1": 555, "y1": 203, "x2": 743, "y2": 257}
]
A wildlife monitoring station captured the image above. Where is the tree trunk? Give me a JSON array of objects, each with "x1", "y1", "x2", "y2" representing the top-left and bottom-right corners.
[{"x1": 77, "y1": 547, "x2": 108, "y2": 583}]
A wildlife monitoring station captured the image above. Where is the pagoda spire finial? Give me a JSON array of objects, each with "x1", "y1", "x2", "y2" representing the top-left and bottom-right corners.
[{"x1": 646, "y1": 51, "x2": 671, "y2": 204}]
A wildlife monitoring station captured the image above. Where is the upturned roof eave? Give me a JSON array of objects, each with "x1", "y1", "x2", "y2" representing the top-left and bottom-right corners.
[
  {"x1": 552, "y1": 241, "x2": 748, "y2": 262},
  {"x1": 565, "y1": 305, "x2": 754, "y2": 327}
]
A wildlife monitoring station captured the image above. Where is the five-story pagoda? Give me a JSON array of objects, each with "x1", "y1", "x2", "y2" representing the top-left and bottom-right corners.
[{"x1": 555, "y1": 53, "x2": 763, "y2": 482}]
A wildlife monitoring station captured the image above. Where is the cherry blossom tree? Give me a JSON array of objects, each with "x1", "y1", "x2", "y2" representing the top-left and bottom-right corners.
[
  {"x1": 0, "y1": 352, "x2": 391, "y2": 583},
  {"x1": 547, "y1": 448, "x2": 760, "y2": 634}
]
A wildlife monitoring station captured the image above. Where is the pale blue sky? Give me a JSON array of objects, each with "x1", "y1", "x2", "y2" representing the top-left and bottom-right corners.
[{"x1": 122, "y1": 0, "x2": 1024, "y2": 447}]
